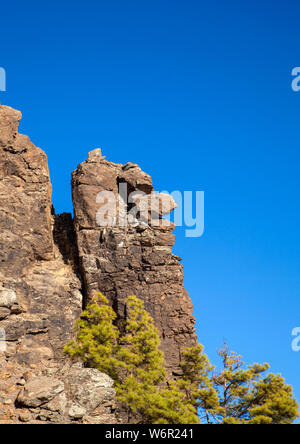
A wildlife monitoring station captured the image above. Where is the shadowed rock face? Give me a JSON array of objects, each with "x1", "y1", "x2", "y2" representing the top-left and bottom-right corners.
[{"x1": 72, "y1": 151, "x2": 197, "y2": 376}]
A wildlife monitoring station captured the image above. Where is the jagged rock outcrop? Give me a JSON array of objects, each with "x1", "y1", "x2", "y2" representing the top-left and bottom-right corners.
[
  {"x1": 72, "y1": 149, "x2": 197, "y2": 375},
  {"x1": 0, "y1": 106, "x2": 95, "y2": 423},
  {"x1": 0, "y1": 106, "x2": 82, "y2": 366},
  {"x1": 0, "y1": 106, "x2": 53, "y2": 275},
  {"x1": 0, "y1": 105, "x2": 197, "y2": 423}
]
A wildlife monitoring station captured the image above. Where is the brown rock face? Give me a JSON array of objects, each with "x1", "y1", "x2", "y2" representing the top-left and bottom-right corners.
[
  {"x1": 72, "y1": 150, "x2": 197, "y2": 375},
  {"x1": 0, "y1": 106, "x2": 82, "y2": 368},
  {"x1": 0, "y1": 106, "x2": 197, "y2": 423},
  {"x1": 0, "y1": 361, "x2": 116, "y2": 424},
  {"x1": 0, "y1": 106, "x2": 53, "y2": 276}
]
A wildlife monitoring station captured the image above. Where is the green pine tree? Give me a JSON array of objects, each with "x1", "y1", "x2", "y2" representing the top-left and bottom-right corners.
[
  {"x1": 64, "y1": 293, "x2": 199, "y2": 424},
  {"x1": 179, "y1": 343, "x2": 299, "y2": 424},
  {"x1": 63, "y1": 292, "x2": 122, "y2": 381},
  {"x1": 65, "y1": 295, "x2": 299, "y2": 424}
]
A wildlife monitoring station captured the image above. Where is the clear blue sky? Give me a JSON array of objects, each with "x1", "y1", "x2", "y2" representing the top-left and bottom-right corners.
[{"x1": 2, "y1": 0, "x2": 300, "y2": 403}]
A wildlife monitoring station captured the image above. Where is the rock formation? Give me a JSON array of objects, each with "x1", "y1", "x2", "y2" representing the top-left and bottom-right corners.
[
  {"x1": 0, "y1": 360, "x2": 116, "y2": 423},
  {"x1": 0, "y1": 105, "x2": 197, "y2": 423},
  {"x1": 0, "y1": 106, "x2": 113, "y2": 423},
  {"x1": 72, "y1": 150, "x2": 197, "y2": 375},
  {"x1": 0, "y1": 106, "x2": 82, "y2": 365}
]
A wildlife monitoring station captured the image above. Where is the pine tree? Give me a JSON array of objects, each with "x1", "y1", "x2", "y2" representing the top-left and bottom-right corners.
[
  {"x1": 65, "y1": 293, "x2": 199, "y2": 424},
  {"x1": 64, "y1": 292, "x2": 122, "y2": 381},
  {"x1": 178, "y1": 344, "x2": 219, "y2": 421},
  {"x1": 65, "y1": 295, "x2": 299, "y2": 424},
  {"x1": 179, "y1": 343, "x2": 299, "y2": 424},
  {"x1": 116, "y1": 295, "x2": 199, "y2": 424}
]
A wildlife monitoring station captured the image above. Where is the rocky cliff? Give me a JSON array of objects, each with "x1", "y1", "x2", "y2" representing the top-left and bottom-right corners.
[
  {"x1": 72, "y1": 151, "x2": 197, "y2": 375},
  {"x1": 0, "y1": 106, "x2": 197, "y2": 423}
]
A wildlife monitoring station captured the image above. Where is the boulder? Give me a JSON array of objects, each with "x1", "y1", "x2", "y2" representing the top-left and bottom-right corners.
[
  {"x1": 66, "y1": 367, "x2": 115, "y2": 411},
  {"x1": 17, "y1": 376, "x2": 65, "y2": 408}
]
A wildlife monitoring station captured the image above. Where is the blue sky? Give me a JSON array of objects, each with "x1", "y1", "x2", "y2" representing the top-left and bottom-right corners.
[{"x1": 1, "y1": 0, "x2": 300, "y2": 403}]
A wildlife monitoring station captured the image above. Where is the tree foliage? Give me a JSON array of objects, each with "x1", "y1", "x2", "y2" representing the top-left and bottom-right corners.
[
  {"x1": 180, "y1": 343, "x2": 299, "y2": 424},
  {"x1": 65, "y1": 294, "x2": 299, "y2": 424},
  {"x1": 64, "y1": 293, "x2": 199, "y2": 424},
  {"x1": 63, "y1": 293, "x2": 121, "y2": 381}
]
